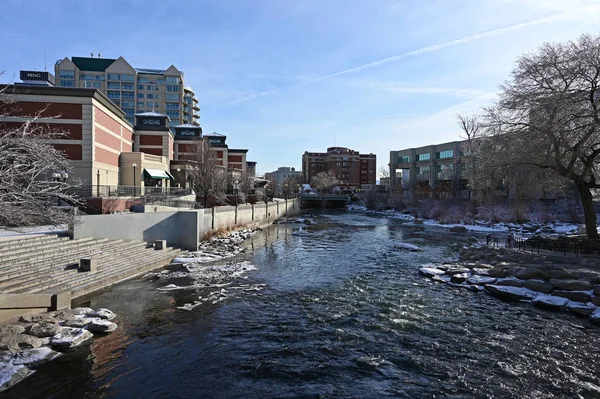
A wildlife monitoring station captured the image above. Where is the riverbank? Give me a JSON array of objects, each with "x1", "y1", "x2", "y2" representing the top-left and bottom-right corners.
[{"x1": 419, "y1": 244, "x2": 600, "y2": 324}]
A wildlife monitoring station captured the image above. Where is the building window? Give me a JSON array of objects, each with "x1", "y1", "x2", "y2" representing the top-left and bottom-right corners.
[
  {"x1": 126, "y1": 116, "x2": 134, "y2": 124},
  {"x1": 93, "y1": 82, "x2": 101, "y2": 88},
  {"x1": 165, "y1": 76, "x2": 179, "y2": 84},
  {"x1": 59, "y1": 70, "x2": 74, "y2": 79},
  {"x1": 80, "y1": 74, "x2": 94, "y2": 80},
  {"x1": 137, "y1": 84, "x2": 144, "y2": 90},
  {"x1": 107, "y1": 91, "x2": 120, "y2": 99},
  {"x1": 146, "y1": 101, "x2": 154, "y2": 108},
  {"x1": 107, "y1": 82, "x2": 120, "y2": 89},
  {"x1": 123, "y1": 108, "x2": 134, "y2": 116},
  {"x1": 120, "y1": 74, "x2": 135, "y2": 82},
  {"x1": 121, "y1": 91, "x2": 134, "y2": 99},
  {"x1": 121, "y1": 83, "x2": 134, "y2": 90},
  {"x1": 436, "y1": 164, "x2": 454, "y2": 172},
  {"x1": 146, "y1": 93, "x2": 155, "y2": 99},
  {"x1": 166, "y1": 85, "x2": 180, "y2": 92},
  {"x1": 417, "y1": 153, "x2": 431, "y2": 161},
  {"x1": 138, "y1": 77, "x2": 148, "y2": 83},
  {"x1": 82, "y1": 81, "x2": 93, "y2": 88},
  {"x1": 417, "y1": 166, "x2": 430, "y2": 174},
  {"x1": 436, "y1": 150, "x2": 454, "y2": 159},
  {"x1": 166, "y1": 111, "x2": 180, "y2": 119},
  {"x1": 96, "y1": 75, "x2": 105, "y2": 81},
  {"x1": 166, "y1": 93, "x2": 179, "y2": 101},
  {"x1": 166, "y1": 103, "x2": 179, "y2": 110},
  {"x1": 107, "y1": 74, "x2": 119, "y2": 81},
  {"x1": 122, "y1": 100, "x2": 134, "y2": 108},
  {"x1": 137, "y1": 101, "x2": 144, "y2": 108},
  {"x1": 397, "y1": 156, "x2": 410, "y2": 163}
]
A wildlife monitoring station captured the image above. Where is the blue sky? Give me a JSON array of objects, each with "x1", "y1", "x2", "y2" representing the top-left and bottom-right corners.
[{"x1": 2, "y1": 0, "x2": 600, "y2": 175}]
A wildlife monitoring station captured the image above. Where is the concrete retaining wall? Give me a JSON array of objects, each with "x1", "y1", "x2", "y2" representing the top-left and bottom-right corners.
[{"x1": 73, "y1": 199, "x2": 301, "y2": 251}]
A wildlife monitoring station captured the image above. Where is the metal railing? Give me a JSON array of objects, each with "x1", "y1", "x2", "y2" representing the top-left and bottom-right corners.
[
  {"x1": 67, "y1": 185, "x2": 192, "y2": 198},
  {"x1": 487, "y1": 233, "x2": 600, "y2": 257}
]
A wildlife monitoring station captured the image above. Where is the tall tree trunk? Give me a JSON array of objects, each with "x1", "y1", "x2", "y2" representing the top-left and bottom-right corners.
[{"x1": 575, "y1": 181, "x2": 599, "y2": 239}]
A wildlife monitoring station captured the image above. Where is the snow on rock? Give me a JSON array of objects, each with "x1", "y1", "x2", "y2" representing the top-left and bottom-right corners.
[
  {"x1": 61, "y1": 316, "x2": 93, "y2": 328},
  {"x1": 532, "y1": 294, "x2": 569, "y2": 310},
  {"x1": 11, "y1": 347, "x2": 62, "y2": 366},
  {"x1": 566, "y1": 301, "x2": 597, "y2": 315},
  {"x1": 394, "y1": 243, "x2": 422, "y2": 252},
  {"x1": 590, "y1": 308, "x2": 600, "y2": 324},
  {"x1": 467, "y1": 275, "x2": 497, "y2": 285},
  {"x1": 418, "y1": 267, "x2": 445, "y2": 277},
  {"x1": 87, "y1": 308, "x2": 116, "y2": 320},
  {"x1": 0, "y1": 363, "x2": 33, "y2": 392},
  {"x1": 50, "y1": 327, "x2": 93, "y2": 348},
  {"x1": 484, "y1": 285, "x2": 539, "y2": 301},
  {"x1": 85, "y1": 318, "x2": 117, "y2": 333},
  {"x1": 28, "y1": 322, "x2": 61, "y2": 338}
]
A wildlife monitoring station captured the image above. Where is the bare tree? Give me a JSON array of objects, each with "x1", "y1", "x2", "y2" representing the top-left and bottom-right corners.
[
  {"x1": 475, "y1": 33, "x2": 600, "y2": 238},
  {"x1": 282, "y1": 174, "x2": 303, "y2": 198},
  {"x1": 185, "y1": 138, "x2": 226, "y2": 208},
  {"x1": 310, "y1": 171, "x2": 339, "y2": 194},
  {"x1": 0, "y1": 84, "x2": 81, "y2": 229}
]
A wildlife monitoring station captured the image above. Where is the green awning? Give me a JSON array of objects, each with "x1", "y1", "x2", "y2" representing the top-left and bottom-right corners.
[{"x1": 143, "y1": 168, "x2": 173, "y2": 180}]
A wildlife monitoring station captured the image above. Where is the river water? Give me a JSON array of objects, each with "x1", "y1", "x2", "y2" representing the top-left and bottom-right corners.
[{"x1": 6, "y1": 211, "x2": 600, "y2": 398}]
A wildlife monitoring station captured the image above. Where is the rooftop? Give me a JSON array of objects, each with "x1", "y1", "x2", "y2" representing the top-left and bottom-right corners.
[
  {"x1": 71, "y1": 57, "x2": 117, "y2": 72},
  {"x1": 135, "y1": 67, "x2": 167, "y2": 75},
  {"x1": 134, "y1": 111, "x2": 168, "y2": 118}
]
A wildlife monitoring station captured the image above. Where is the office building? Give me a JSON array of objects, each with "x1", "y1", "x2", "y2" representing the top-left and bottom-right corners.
[
  {"x1": 265, "y1": 167, "x2": 302, "y2": 191},
  {"x1": 54, "y1": 55, "x2": 200, "y2": 127},
  {"x1": 302, "y1": 147, "x2": 376, "y2": 190},
  {"x1": 389, "y1": 141, "x2": 466, "y2": 198}
]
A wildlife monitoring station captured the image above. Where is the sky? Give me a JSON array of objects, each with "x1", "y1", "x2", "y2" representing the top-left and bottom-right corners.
[{"x1": 1, "y1": 0, "x2": 600, "y2": 176}]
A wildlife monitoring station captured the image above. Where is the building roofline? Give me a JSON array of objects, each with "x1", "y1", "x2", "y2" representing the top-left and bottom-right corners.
[{"x1": 228, "y1": 149, "x2": 248, "y2": 153}]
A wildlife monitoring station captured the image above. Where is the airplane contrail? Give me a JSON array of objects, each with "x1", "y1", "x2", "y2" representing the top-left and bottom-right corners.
[{"x1": 218, "y1": 6, "x2": 589, "y2": 108}]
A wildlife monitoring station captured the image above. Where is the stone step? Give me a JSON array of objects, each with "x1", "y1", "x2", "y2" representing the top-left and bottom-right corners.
[
  {"x1": 0, "y1": 237, "x2": 101, "y2": 265},
  {"x1": 0, "y1": 235, "x2": 68, "y2": 252},
  {"x1": 4, "y1": 242, "x2": 156, "y2": 293},
  {"x1": 26, "y1": 247, "x2": 183, "y2": 296},
  {"x1": 0, "y1": 239, "x2": 131, "y2": 277},
  {"x1": 0, "y1": 240, "x2": 144, "y2": 291}
]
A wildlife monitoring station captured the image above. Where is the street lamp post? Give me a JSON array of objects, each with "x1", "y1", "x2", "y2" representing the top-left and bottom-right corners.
[
  {"x1": 96, "y1": 170, "x2": 100, "y2": 197},
  {"x1": 285, "y1": 183, "x2": 288, "y2": 200},
  {"x1": 233, "y1": 179, "x2": 239, "y2": 207},
  {"x1": 132, "y1": 163, "x2": 137, "y2": 196}
]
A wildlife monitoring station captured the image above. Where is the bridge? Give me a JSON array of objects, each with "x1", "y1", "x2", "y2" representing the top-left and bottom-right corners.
[{"x1": 299, "y1": 194, "x2": 349, "y2": 209}]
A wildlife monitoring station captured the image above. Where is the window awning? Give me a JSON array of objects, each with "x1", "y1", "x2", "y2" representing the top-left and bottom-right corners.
[{"x1": 143, "y1": 168, "x2": 173, "y2": 180}]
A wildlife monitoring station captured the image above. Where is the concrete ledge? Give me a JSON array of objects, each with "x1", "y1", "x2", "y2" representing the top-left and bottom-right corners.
[
  {"x1": 0, "y1": 293, "x2": 52, "y2": 309},
  {"x1": 51, "y1": 291, "x2": 71, "y2": 311},
  {"x1": 0, "y1": 307, "x2": 49, "y2": 323}
]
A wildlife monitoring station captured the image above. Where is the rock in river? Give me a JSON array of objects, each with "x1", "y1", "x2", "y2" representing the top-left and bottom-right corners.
[
  {"x1": 28, "y1": 322, "x2": 62, "y2": 338},
  {"x1": 0, "y1": 364, "x2": 33, "y2": 393},
  {"x1": 86, "y1": 318, "x2": 118, "y2": 333},
  {"x1": 467, "y1": 275, "x2": 497, "y2": 285},
  {"x1": 50, "y1": 327, "x2": 93, "y2": 348},
  {"x1": 484, "y1": 285, "x2": 539, "y2": 301},
  {"x1": 419, "y1": 267, "x2": 445, "y2": 277},
  {"x1": 566, "y1": 301, "x2": 597, "y2": 316},
  {"x1": 549, "y1": 279, "x2": 593, "y2": 291},
  {"x1": 532, "y1": 294, "x2": 569, "y2": 310}
]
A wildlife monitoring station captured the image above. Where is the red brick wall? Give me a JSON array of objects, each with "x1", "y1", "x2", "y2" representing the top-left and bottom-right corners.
[
  {"x1": 0, "y1": 101, "x2": 82, "y2": 119},
  {"x1": 228, "y1": 155, "x2": 242, "y2": 162},
  {"x1": 0, "y1": 121, "x2": 82, "y2": 140},
  {"x1": 139, "y1": 135, "x2": 163, "y2": 145},
  {"x1": 95, "y1": 107, "x2": 123, "y2": 136},
  {"x1": 140, "y1": 148, "x2": 163, "y2": 156},
  {"x1": 95, "y1": 127, "x2": 121, "y2": 151},
  {"x1": 95, "y1": 146, "x2": 119, "y2": 166}
]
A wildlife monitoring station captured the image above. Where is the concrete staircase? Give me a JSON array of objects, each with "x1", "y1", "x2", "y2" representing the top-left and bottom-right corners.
[{"x1": 0, "y1": 234, "x2": 185, "y2": 321}]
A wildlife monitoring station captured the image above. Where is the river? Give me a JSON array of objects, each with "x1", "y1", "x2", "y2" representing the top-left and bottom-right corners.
[{"x1": 6, "y1": 210, "x2": 600, "y2": 398}]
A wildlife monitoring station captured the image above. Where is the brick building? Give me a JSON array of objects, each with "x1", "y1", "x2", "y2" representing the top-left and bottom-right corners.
[{"x1": 302, "y1": 147, "x2": 376, "y2": 190}]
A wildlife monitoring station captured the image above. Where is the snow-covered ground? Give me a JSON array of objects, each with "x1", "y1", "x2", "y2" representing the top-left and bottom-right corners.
[
  {"x1": 346, "y1": 205, "x2": 595, "y2": 237},
  {"x1": 0, "y1": 225, "x2": 68, "y2": 238}
]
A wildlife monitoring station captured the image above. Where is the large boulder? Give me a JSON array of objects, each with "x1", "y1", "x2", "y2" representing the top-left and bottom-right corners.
[
  {"x1": 87, "y1": 308, "x2": 117, "y2": 321},
  {"x1": 566, "y1": 301, "x2": 597, "y2": 315},
  {"x1": 86, "y1": 319, "x2": 118, "y2": 333},
  {"x1": 0, "y1": 325, "x2": 25, "y2": 336},
  {"x1": 62, "y1": 316, "x2": 93, "y2": 328},
  {"x1": 487, "y1": 268, "x2": 511, "y2": 278},
  {"x1": 445, "y1": 267, "x2": 471, "y2": 275},
  {"x1": 512, "y1": 267, "x2": 544, "y2": 280},
  {"x1": 12, "y1": 347, "x2": 62, "y2": 366},
  {"x1": 418, "y1": 267, "x2": 445, "y2": 277},
  {"x1": 524, "y1": 280, "x2": 554, "y2": 294},
  {"x1": 0, "y1": 364, "x2": 33, "y2": 393},
  {"x1": 542, "y1": 269, "x2": 577, "y2": 280},
  {"x1": 551, "y1": 290, "x2": 592, "y2": 303},
  {"x1": 549, "y1": 279, "x2": 593, "y2": 291},
  {"x1": 450, "y1": 273, "x2": 470, "y2": 284},
  {"x1": 495, "y1": 278, "x2": 525, "y2": 288},
  {"x1": 532, "y1": 294, "x2": 569, "y2": 310},
  {"x1": 50, "y1": 327, "x2": 93, "y2": 348},
  {"x1": 19, "y1": 314, "x2": 58, "y2": 324},
  {"x1": 449, "y1": 226, "x2": 467, "y2": 233},
  {"x1": 590, "y1": 308, "x2": 600, "y2": 324},
  {"x1": 28, "y1": 322, "x2": 62, "y2": 338},
  {"x1": 467, "y1": 275, "x2": 497, "y2": 285},
  {"x1": 0, "y1": 335, "x2": 43, "y2": 351},
  {"x1": 484, "y1": 285, "x2": 539, "y2": 301}
]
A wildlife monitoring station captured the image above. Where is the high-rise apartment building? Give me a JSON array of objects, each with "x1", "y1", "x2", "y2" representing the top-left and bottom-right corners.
[
  {"x1": 302, "y1": 147, "x2": 376, "y2": 190},
  {"x1": 54, "y1": 55, "x2": 200, "y2": 127}
]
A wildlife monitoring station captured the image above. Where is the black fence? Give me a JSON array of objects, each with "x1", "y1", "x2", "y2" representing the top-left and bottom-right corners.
[
  {"x1": 67, "y1": 185, "x2": 192, "y2": 198},
  {"x1": 486, "y1": 233, "x2": 600, "y2": 257}
]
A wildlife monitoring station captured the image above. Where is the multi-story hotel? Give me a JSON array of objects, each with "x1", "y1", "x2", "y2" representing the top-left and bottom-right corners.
[
  {"x1": 54, "y1": 55, "x2": 200, "y2": 127},
  {"x1": 389, "y1": 141, "x2": 467, "y2": 198},
  {"x1": 302, "y1": 147, "x2": 376, "y2": 190}
]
